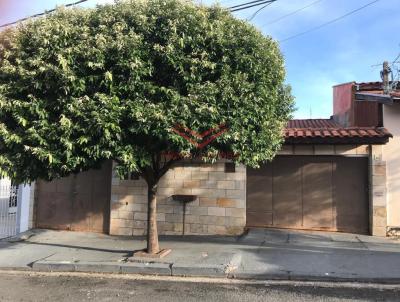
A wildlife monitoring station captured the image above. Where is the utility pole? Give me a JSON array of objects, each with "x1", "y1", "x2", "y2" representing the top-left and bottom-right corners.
[{"x1": 382, "y1": 61, "x2": 391, "y2": 94}]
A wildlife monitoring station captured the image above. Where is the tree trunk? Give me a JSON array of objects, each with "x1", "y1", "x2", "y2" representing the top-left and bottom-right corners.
[{"x1": 146, "y1": 183, "x2": 159, "y2": 254}]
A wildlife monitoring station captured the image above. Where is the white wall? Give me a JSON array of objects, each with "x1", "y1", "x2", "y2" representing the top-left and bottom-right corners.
[
  {"x1": 383, "y1": 102, "x2": 400, "y2": 228},
  {"x1": 18, "y1": 184, "x2": 32, "y2": 233},
  {"x1": 0, "y1": 178, "x2": 33, "y2": 235}
]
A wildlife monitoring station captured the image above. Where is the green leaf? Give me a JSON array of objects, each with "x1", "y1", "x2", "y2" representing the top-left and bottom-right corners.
[{"x1": 0, "y1": 0, "x2": 293, "y2": 184}]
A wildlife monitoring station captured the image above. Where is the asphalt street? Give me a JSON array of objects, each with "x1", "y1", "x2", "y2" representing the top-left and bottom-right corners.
[{"x1": 0, "y1": 271, "x2": 399, "y2": 302}]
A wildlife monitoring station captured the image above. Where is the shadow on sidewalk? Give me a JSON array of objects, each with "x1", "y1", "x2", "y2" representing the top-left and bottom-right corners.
[{"x1": 22, "y1": 241, "x2": 135, "y2": 256}]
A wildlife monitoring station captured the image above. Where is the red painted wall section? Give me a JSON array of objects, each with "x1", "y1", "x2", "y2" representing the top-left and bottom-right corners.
[{"x1": 333, "y1": 82, "x2": 355, "y2": 127}]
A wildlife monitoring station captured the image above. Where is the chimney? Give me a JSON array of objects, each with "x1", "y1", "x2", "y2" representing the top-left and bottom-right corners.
[
  {"x1": 332, "y1": 81, "x2": 382, "y2": 127},
  {"x1": 332, "y1": 82, "x2": 355, "y2": 127}
]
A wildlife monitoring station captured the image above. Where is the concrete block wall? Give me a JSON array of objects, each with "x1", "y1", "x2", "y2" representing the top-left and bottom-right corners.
[
  {"x1": 109, "y1": 160, "x2": 246, "y2": 236},
  {"x1": 370, "y1": 145, "x2": 388, "y2": 236}
]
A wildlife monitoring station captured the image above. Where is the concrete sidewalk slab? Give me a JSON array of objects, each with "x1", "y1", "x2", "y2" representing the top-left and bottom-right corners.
[
  {"x1": 1, "y1": 228, "x2": 400, "y2": 282},
  {"x1": 235, "y1": 229, "x2": 400, "y2": 282},
  {"x1": 9, "y1": 229, "x2": 242, "y2": 278}
]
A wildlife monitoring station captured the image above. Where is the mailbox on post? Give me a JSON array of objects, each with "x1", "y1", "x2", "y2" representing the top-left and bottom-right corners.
[{"x1": 171, "y1": 194, "x2": 197, "y2": 235}]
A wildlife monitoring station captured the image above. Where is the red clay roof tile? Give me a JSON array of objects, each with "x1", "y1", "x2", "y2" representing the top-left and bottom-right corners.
[{"x1": 285, "y1": 119, "x2": 391, "y2": 144}]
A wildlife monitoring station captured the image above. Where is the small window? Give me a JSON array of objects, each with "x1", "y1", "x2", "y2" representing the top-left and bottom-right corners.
[{"x1": 225, "y1": 162, "x2": 235, "y2": 173}]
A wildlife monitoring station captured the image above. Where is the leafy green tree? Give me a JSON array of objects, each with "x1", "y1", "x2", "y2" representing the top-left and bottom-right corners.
[{"x1": 0, "y1": 0, "x2": 293, "y2": 254}]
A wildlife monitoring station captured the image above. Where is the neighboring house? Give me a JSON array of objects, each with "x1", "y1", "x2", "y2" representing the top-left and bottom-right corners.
[
  {"x1": 335, "y1": 80, "x2": 400, "y2": 236},
  {"x1": 29, "y1": 83, "x2": 393, "y2": 237}
]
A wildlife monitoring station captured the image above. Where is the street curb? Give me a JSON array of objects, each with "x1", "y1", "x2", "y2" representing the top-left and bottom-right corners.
[
  {"x1": 32, "y1": 261, "x2": 76, "y2": 272},
  {"x1": 0, "y1": 267, "x2": 32, "y2": 272},
  {"x1": 11, "y1": 262, "x2": 400, "y2": 284},
  {"x1": 171, "y1": 252, "x2": 242, "y2": 277},
  {"x1": 31, "y1": 260, "x2": 236, "y2": 278},
  {"x1": 231, "y1": 272, "x2": 400, "y2": 284},
  {"x1": 31, "y1": 251, "x2": 244, "y2": 278},
  {"x1": 73, "y1": 262, "x2": 122, "y2": 274},
  {"x1": 5, "y1": 230, "x2": 36, "y2": 243},
  {"x1": 121, "y1": 262, "x2": 172, "y2": 276},
  {"x1": 29, "y1": 256, "x2": 400, "y2": 284},
  {"x1": 226, "y1": 253, "x2": 242, "y2": 274},
  {"x1": 172, "y1": 263, "x2": 226, "y2": 277}
]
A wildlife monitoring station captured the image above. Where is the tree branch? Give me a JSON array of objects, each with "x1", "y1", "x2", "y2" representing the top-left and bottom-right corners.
[{"x1": 158, "y1": 158, "x2": 177, "y2": 179}]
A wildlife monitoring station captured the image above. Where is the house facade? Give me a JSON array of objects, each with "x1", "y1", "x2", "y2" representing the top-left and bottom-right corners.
[
  {"x1": 351, "y1": 81, "x2": 400, "y2": 236},
  {"x1": 107, "y1": 137, "x2": 388, "y2": 237},
  {"x1": 29, "y1": 89, "x2": 392, "y2": 237},
  {"x1": 18, "y1": 80, "x2": 400, "y2": 238},
  {"x1": 383, "y1": 100, "x2": 400, "y2": 236}
]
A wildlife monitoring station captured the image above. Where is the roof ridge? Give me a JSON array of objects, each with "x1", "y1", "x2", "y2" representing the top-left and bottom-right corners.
[{"x1": 287, "y1": 126, "x2": 389, "y2": 129}]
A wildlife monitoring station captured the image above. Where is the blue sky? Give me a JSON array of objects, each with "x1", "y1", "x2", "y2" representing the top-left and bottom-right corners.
[{"x1": 1, "y1": 0, "x2": 399, "y2": 118}]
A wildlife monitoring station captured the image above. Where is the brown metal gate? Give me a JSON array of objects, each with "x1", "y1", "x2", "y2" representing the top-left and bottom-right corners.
[
  {"x1": 247, "y1": 156, "x2": 369, "y2": 234},
  {"x1": 35, "y1": 161, "x2": 112, "y2": 233}
]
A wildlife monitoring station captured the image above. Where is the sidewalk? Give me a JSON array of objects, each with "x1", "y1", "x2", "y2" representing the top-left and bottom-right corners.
[{"x1": 1, "y1": 228, "x2": 400, "y2": 282}]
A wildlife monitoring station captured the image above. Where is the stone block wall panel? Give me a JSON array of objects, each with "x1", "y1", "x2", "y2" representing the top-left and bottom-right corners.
[
  {"x1": 369, "y1": 145, "x2": 388, "y2": 236},
  {"x1": 108, "y1": 143, "x2": 387, "y2": 237},
  {"x1": 110, "y1": 160, "x2": 246, "y2": 236}
]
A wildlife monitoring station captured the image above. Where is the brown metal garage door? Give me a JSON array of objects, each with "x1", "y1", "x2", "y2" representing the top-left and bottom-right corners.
[
  {"x1": 35, "y1": 161, "x2": 112, "y2": 233},
  {"x1": 247, "y1": 156, "x2": 369, "y2": 234}
]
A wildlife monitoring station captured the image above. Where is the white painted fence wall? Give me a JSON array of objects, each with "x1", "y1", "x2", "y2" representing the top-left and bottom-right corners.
[{"x1": 0, "y1": 178, "x2": 32, "y2": 239}]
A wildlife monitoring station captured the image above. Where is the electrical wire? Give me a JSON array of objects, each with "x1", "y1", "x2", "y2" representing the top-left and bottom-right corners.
[
  {"x1": 392, "y1": 53, "x2": 400, "y2": 66},
  {"x1": 1, "y1": 0, "x2": 275, "y2": 28},
  {"x1": 247, "y1": 1, "x2": 274, "y2": 21},
  {"x1": 390, "y1": 50, "x2": 400, "y2": 91},
  {"x1": 279, "y1": 0, "x2": 381, "y2": 43},
  {"x1": 0, "y1": 0, "x2": 89, "y2": 29},
  {"x1": 264, "y1": 0, "x2": 323, "y2": 26},
  {"x1": 229, "y1": 0, "x2": 272, "y2": 9},
  {"x1": 230, "y1": 0, "x2": 276, "y2": 13},
  {"x1": 371, "y1": 60, "x2": 400, "y2": 67}
]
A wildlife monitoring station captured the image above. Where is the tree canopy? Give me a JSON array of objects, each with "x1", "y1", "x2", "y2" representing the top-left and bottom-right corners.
[{"x1": 0, "y1": 0, "x2": 293, "y2": 183}]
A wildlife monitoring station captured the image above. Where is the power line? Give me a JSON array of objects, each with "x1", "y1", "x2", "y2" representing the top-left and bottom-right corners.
[
  {"x1": 390, "y1": 49, "x2": 400, "y2": 90},
  {"x1": 229, "y1": 0, "x2": 271, "y2": 9},
  {"x1": 1, "y1": 0, "x2": 274, "y2": 29},
  {"x1": 279, "y1": 0, "x2": 381, "y2": 43},
  {"x1": 264, "y1": 0, "x2": 323, "y2": 26},
  {"x1": 371, "y1": 45, "x2": 400, "y2": 67},
  {"x1": 392, "y1": 53, "x2": 400, "y2": 65},
  {"x1": 0, "y1": 0, "x2": 89, "y2": 29},
  {"x1": 371, "y1": 60, "x2": 400, "y2": 67},
  {"x1": 247, "y1": 1, "x2": 274, "y2": 21},
  {"x1": 230, "y1": 0, "x2": 277, "y2": 13}
]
